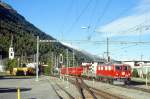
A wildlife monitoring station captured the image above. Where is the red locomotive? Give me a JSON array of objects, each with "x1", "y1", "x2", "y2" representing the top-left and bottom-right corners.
[
  {"x1": 60, "y1": 62, "x2": 131, "y2": 84},
  {"x1": 96, "y1": 63, "x2": 131, "y2": 84}
]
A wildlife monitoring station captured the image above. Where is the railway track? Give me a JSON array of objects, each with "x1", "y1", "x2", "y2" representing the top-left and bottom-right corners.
[
  {"x1": 47, "y1": 78, "x2": 74, "y2": 99},
  {"x1": 85, "y1": 77, "x2": 150, "y2": 93},
  {"x1": 75, "y1": 78, "x2": 97, "y2": 99},
  {"x1": 68, "y1": 77, "x2": 96, "y2": 99},
  {"x1": 51, "y1": 76, "x2": 150, "y2": 99},
  {"x1": 118, "y1": 81, "x2": 150, "y2": 93},
  {"x1": 89, "y1": 86, "x2": 124, "y2": 99},
  {"x1": 68, "y1": 76, "x2": 125, "y2": 99}
]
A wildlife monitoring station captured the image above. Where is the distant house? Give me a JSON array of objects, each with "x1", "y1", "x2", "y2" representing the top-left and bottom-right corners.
[
  {"x1": 121, "y1": 60, "x2": 150, "y2": 68},
  {"x1": 121, "y1": 60, "x2": 150, "y2": 77}
]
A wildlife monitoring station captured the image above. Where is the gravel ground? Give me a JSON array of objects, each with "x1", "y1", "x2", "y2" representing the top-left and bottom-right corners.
[
  {"x1": 48, "y1": 76, "x2": 82, "y2": 99},
  {"x1": 84, "y1": 79, "x2": 150, "y2": 99},
  {"x1": 131, "y1": 77, "x2": 150, "y2": 89},
  {"x1": 0, "y1": 76, "x2": 59, "y2": 99},
  {"x1": 2, "y1": 76, "x2": 149, "y2": 99}
]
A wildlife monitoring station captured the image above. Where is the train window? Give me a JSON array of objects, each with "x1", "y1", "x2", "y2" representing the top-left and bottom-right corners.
[
  {"x1": 108, "y1": 66, "x2": 111, "y2": 70},
  {"x1": 105, "y1": 66, "x2": 107, "y2": 70},
  {"x1": 101, "y1": 67, "x2": 103, "y2": 70},
  {"x1": 115, "y1": 66, "x2": 122, "y2": 70},
  {"x1": 123, "y1": 66, "x2": 128, "y2": 70},
  {"x1": 99, "y1": 66, "x2": 101, "y2": 70},
  {"x1": 128, "y1": 66, "x2": 131, "y2": 70}
]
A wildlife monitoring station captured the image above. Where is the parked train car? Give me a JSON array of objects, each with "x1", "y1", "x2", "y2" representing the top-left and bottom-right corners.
[{"x1": 60, "y1": 66, "x2": 83, "y2": 76}]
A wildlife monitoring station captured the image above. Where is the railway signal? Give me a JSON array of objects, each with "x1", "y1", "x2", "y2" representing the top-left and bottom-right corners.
[{"x1": 59, "y1": 54, "x2": 63, "y2": 64}]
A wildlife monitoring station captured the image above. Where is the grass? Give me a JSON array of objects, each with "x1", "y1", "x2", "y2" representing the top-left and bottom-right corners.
[{"x1": 0, "y1": 72, "x2": 10, "y2": 76}]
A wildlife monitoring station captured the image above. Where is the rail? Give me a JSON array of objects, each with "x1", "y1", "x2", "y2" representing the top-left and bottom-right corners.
[{"x1": 47, "y1": 78, "x2": 74, "y2": 99}]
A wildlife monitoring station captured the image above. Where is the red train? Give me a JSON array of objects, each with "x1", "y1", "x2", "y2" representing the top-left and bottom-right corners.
[
  {"x1": 60, "y1": 63, "x2": 131, "y2": 84},
  {"x1": 60, "y1": 66, "x2": 83, "y2": 76}
]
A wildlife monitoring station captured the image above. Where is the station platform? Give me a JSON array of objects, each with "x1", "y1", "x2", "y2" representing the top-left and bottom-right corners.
[{"x1": 0, "y1": 76, "x2": 59, "y2": 99}]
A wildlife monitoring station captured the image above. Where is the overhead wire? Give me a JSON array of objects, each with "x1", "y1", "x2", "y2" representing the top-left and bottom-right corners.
[
  {"x1": 86, "y1": 0, "x2": 112, "y2": 40},
  {"x1": 57, "y1": 0, "x2": 150, "y2": 59},
  {"x1": 86, "y1": 0, "x2": 99, "y2": 40},
  {"x1": 88, "y1": 0, "x2": 98, "y2": 27},
  {"x1": 93, "y1": 0, "x2": 112, "y2": 32},
  {"x1": 65, "y1": 0, "x2": 92, "y2": 35},
  {"x1": 89, "y1": 0, "x2": 150, "y2": 58},
  {"x1": 110, "y1": 44, "x2": 138, "y2": 53},
  {"x1": 107, "y1": 1, "x2": 137, "y2": 24},
  {"x1": 58, "y1": 0, "x2": 74, "y2": 40}
]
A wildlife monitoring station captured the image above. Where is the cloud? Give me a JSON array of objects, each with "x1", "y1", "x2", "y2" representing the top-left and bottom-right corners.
[
  {"x1": 96, "y1": 0, "x2": 150, "y2": 37},
  {"x1": 60, "y1": 41, "x2": 81, "y2": 51}
]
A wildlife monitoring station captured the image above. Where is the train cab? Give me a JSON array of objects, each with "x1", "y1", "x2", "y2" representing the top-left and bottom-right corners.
[{"x1": 113, "y1": 64, "x2": 131, "y2": 84}]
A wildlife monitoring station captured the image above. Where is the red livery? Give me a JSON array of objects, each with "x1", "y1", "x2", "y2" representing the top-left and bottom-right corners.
[
  {"x1": 60, "y1": 66, "x2": 83, "y2": 76},
  {"x1": 96, "y1": 64, "x2": 131, "y2": 84},
  {"x1": 60, "y1": 63, "x2": 131, "y2": 84}
]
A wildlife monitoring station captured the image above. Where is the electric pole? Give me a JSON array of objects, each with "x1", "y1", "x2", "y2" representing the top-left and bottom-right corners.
[
  {"x1": 106, "y1": 37, "x2": 110, "y2": 62},
  {"x1": 66, "y1": 49, "x2": 69, "y2": 87},
  {"x1": 66, "y1": 49, "x2": 69, "y2": 71},
  {"x1": 72, "y1": 49, "x2": 74, "y2": 66},
  {"x1": 36, "y1": 36, "x2": 39, "y2": 81}
]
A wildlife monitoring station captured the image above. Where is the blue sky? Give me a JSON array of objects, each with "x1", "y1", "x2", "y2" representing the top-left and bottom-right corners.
[{"x1": 4, "y1": 0, "x2": 150, "y2": 61}]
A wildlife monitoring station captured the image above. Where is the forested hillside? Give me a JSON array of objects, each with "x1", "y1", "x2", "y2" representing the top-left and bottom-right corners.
[{"x1": 0, "y1": 2, "x2": 97, "y2": 65}]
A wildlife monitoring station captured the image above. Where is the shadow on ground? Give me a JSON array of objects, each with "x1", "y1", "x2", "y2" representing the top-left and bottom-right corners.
[
  {"x1": 0, "y1": 87, "x2": 32, "y2": 93},
  {"x1": 0, "y1": 75, "x2": 34, "y2": 80},
  {"x1": 130, "y1": 80, "x2": 150, "y2": 85}
]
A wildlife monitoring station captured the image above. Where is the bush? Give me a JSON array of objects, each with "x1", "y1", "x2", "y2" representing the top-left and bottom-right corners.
[
  {"x1": 6, "y1": 59, "x2": 17, "y2": 74},
  {"x1": 148, "y1": 72, "x2": 150, "y2": 79},
  {"x1": 82, "y1": 74, "x2": 87, "y2": 78},
  {"x1": 132, "y1": 68, "x2": 139, "y2": 77},
  {"x1": 44, "y1": 66, "x2": 51, "y2": 76}
]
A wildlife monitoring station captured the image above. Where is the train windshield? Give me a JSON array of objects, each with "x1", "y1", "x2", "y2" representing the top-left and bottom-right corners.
[
  {"x1": 123, "y1": 66, "x2": 128, "y2": 70},
  {"x1": 123, "y1": 66, "x2": 130, "y2": 70},
  {"x1": 115, "y1": 66, "x2": 122, "y2": 70}
]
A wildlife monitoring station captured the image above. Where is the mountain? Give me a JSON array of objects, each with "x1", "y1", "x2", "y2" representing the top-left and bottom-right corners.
[{"x1": 0, "y1": 1, "x2": 97, "y2": 65}]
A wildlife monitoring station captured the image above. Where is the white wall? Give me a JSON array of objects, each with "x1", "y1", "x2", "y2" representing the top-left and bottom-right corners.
[
  {"x1": 122, "y1": 62, "x2": 134, "y2": 68},
  {"x1": 0, "y1": 60, "x2": 5, "y2": 72}
]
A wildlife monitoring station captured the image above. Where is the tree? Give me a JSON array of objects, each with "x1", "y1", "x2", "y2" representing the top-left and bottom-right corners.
[
  {"x1": 6, "y1": 59, "x2": 17, "y2": 74},
  {"x1": 44, "y1": 59, "x2": 52, "y2": 76},
  {"x1": 132, "y1": 68, "x2": 139, "y2": 77}
]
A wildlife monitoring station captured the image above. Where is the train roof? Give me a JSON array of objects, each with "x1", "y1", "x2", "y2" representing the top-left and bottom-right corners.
[{"x1": 97, "y1": 63, "x2": 130, "y2": 66}]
